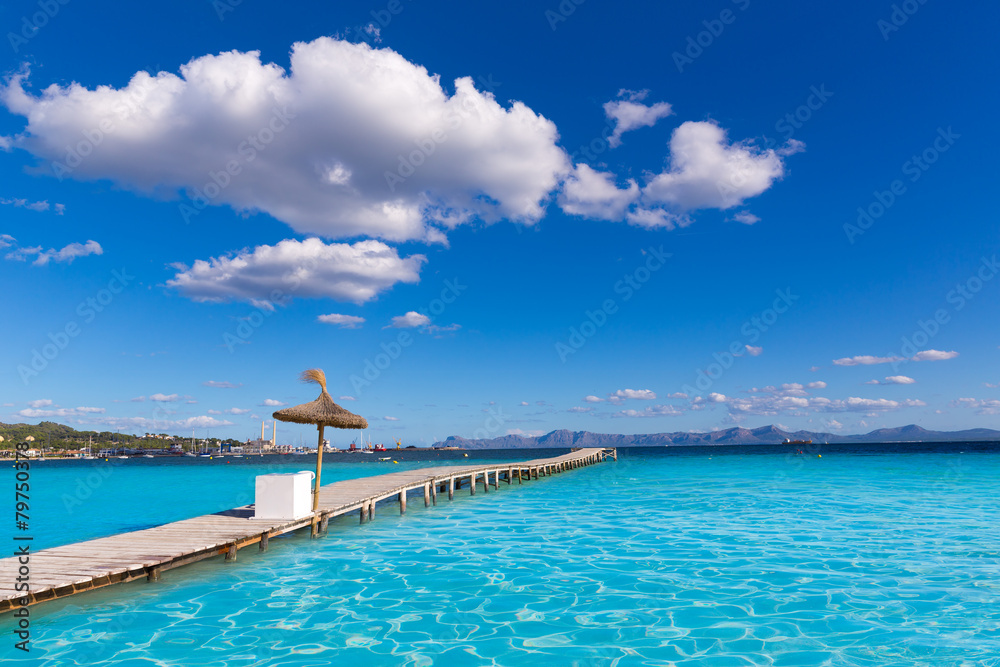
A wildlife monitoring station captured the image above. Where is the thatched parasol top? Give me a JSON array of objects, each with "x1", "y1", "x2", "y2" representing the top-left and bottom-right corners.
[{"x1": 272, "y1": 369, "x2": 369, "y2": 429}]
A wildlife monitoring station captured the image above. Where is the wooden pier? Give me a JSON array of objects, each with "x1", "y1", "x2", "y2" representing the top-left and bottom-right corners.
[{"x1": 1, "y1": 448, "x2": 615, "y2": 613}]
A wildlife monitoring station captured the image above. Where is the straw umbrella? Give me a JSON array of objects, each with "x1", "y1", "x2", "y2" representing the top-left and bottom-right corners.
[{"x1": 272, "y1": 369, "x2": 368, "y2": 523}]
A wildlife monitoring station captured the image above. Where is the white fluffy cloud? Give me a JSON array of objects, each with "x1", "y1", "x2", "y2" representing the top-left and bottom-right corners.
[
  {"x1": 99, "y1": 415, "x2": 235, "y2": 430},
  {"x1": 833, "y1": 355, "x2": 905, "y2": 366},
  {"x1": 609, "y1": 389, "x2": 657, "y2": 403},
  {"x1": 911, "y1": 349, "x2": 958, "y2": 362},
  {"x1": 867, "y1": 375, "x2": 917, "y2": 385},
  {"x1": 642, "y1": 121, "x2": 801, "y2": 211},
  {"x1": 387, "y1": 311, "x2": 431, "y2": 328},
  {"x1": 2, "y1": 38, "x2": 568, "y2": 243},
  {"x1": 18, "y1": 405, "x2": 104, "y2": 418},
  {"x1": 559, "y1": 120, "x2": 800, "y2": 228},
  {"x1": 317, "y1": 313, "x2": 366, "y2": 329},
  {"x1": 149, "y1": 393, "x2": 180, "y2": 402},
  {"x1": 1, "y1": 198, "x2": 65, "y2": 214},
  {"x1": 27, "y1": 399, "x2": 53, "y2": 408},
  {"x1": 260, "y1": 399, "x2": 284, "y2": 407},
  {"x1": 614, "y1": 404, "x2": 683, "y2": 418},
  {"x1": 167, "y1": 238, "x2": 424, "y2": 305},
  {"x1": 730, "y1": 211, "x2": 760, "y2": 225},
  {"x1": 745, "y1": 345, "x2": 763, "y2": 356},
  {"x1": 4, "y1": 238, "x2": 102, "y2": 265},
  {"x1": 603, "y1": 90, "x2": 673, "y2": 148},
  {"x1": 834, "y1": 350, "x2": 958, "y2": 366},
  {"x1": 952, "y1": 398, "x2": 1000, "y2": 415},
  {"x1": 583, "y1": 395, "x2": 604, "y2": 403},
  {"x1": 558, "y1": 164, "x2": 638, "y2": 221}
]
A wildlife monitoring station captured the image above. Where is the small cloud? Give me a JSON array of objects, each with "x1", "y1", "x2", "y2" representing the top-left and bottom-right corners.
[
  {"x1": 567, "y1": 406, "x2": 593, "y2": 413},
  {"x1": 613, "y1": 404, "x2": 683, "y2": 418},
  {"x1": 1, "y1": 198, "x2": 66, "y2": 214},
  {"x1": 729, "y1": 211, "x2": 760, "y2": 225},
  {"x1": 203, "y1": 380, "x2": 241, "y2": 388},
  {"x1": 32, "y1": 240, "x2": 103, "y2": 266},
  {"x1": 318, "y1": 313, "x2": 365, "y2": 329},
  {"x1": 745, "y1": 345, "x2": 763, "y2": 356},
  {"x1": 27, "y1": 399, "x2": 52, "y2": 408},
  {"x1": 386, "y1": 311, "x2": 431, "y2": 328},
  {"x1": 667, "y1": 392, "x2": 688, "y2": 399},
  {"x1": 583, "y1": 395, "x2": 604, "y2": 403},
  {"x1": 131, "y1": 396, "x2": 146, "y2": 402},
  {"x1": 884, "y1": 375, "x2": 916, "y2": 384},
  {"x1": 384, "y1": 416, "x2": 399, "y2": 421},
  {"x1": 806, "y1": 381, "x2": 826, "y2": 389},
  {"x1": 809, "y1": 366, "x2": 821, "y2": 372},
  {"x1": 519, "y1": 401, "x2": 529, "y2": 406},
  {"x1": 149, "y1": 393, "x2": 179, "y2": 402},
  {"x1": 260, "y1": 399, "x2": 284, "y2": 407},
  {"x1": 833, "y1": 355, "x2": 904, "y2": 366},
  {"x1": 608, "y1": 389, "x2": 657, "y2": 404},
  {"x1": 225, "y1": 407, "x2": 250, "y2": 414},
  {"x1": 603, "y1": 89, "x2": 673, "y2": 148},
  {"x1": 0, "y1": 234, "x2": 15, "y2": 250},
  {"x1": 911, "y1": 349, "x2": 958, "y2": 362},
  {"x1": 338, "y1": 395, "x2": 357, "y2": 401},
  {"x1": 823, "y1": 419, "x2": 844, "y2": 430},
  {"x1": 207, "y1": 409, "x2": 222, "y2": 415}
]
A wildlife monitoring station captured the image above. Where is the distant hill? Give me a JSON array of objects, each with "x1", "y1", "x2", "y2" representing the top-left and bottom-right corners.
[{"x1": 432, "y1": 424, "x2": 1000, "y2": 449}]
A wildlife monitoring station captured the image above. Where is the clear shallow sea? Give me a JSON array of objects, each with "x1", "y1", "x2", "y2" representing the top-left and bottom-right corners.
[{"x1": 3, "y1": 444, "x2": 1000, "y2": 666}]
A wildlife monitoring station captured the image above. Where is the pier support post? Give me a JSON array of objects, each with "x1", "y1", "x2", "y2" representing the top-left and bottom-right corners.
[
  {"x1": 469, "y1": 474, "x2": 476, "y2": 495},
  {"x1": 533, "y1": 467, "x2": 538, "y2": 480},
  {"x1": 226, "y1": 544, "x2": 237, "y2": 561},
  {"x1": 448, "y1": 477, "x2": 455, "y2": 500},
  {"x1": 399, "y1": 490, "x2": 407, "y2": 514},
  {"x1": 507, "y1": 466, "x2": 513, "y2": 485},
  {"x1": 516, "y1": 468, "x2": 522, "y2": 484},
  {"x1": 319, "y1": 514, "x2": 329, "y2": 534},
  {"x1": 424, "y1": 483, "x2": 431, "y2": 507},
  {"x1": 431, "y1": 481, "x2": 437, "y2": 506},
  {"x1": 483, "y1": 471, "x2": 490, "y2": 493},
  {"x1": 147, "y1": 567, "x2": 161, "y2": 582},
  {"x1": 259, "y1": 533, "x2": 269, "y2": 552}
]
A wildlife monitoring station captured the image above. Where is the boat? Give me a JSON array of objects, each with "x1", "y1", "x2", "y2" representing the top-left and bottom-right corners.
[
  {"x1": 783, "y1": 439, "x2": 812, "y2": 445},
  {"x1": 183, "y1": 452, "x2": 197, "y2": 457},
  {"x1": 116, "y1": 456, "x2": 129, "y2": 460},
  {"x1": 378, "y1": 456, "x2": 392, "y2": 462},
  {"x1": 142, "y1": 454, "x2": 154, "y2": 459}
]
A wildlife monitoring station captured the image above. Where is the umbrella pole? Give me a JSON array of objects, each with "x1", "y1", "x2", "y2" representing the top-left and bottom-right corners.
[{"x1": 312, "y1": 425, "x2": 325, "y2": 536}]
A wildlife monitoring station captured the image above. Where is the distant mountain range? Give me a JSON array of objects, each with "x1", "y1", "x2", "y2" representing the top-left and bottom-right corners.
[{"x1": 432, "y1": 424, "x2": 1000, "y2": 449}]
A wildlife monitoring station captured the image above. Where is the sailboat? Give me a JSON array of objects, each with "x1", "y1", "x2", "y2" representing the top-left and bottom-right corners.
[{"x1": 82, "y1": 435, "x2": 97, "y2": 460}]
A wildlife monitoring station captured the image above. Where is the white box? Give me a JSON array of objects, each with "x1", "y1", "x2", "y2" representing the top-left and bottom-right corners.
[{"x1": 253, "y1": 471, "x2": 314, "y2": 521}]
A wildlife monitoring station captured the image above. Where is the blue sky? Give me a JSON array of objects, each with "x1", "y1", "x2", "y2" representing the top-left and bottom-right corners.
[{"x1": 1, "y1": 0, "x2": 998, "y2": 445}]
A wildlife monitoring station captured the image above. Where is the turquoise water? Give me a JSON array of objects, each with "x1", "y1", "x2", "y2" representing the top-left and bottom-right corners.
[{"x1": 4, "y1": 446, "x2": 1000, "y2": 665}]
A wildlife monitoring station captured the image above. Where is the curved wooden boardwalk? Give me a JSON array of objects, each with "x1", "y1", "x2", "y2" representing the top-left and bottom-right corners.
[{"x1": 1, "y1": 447, "x2": 615, "y2": 613}]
